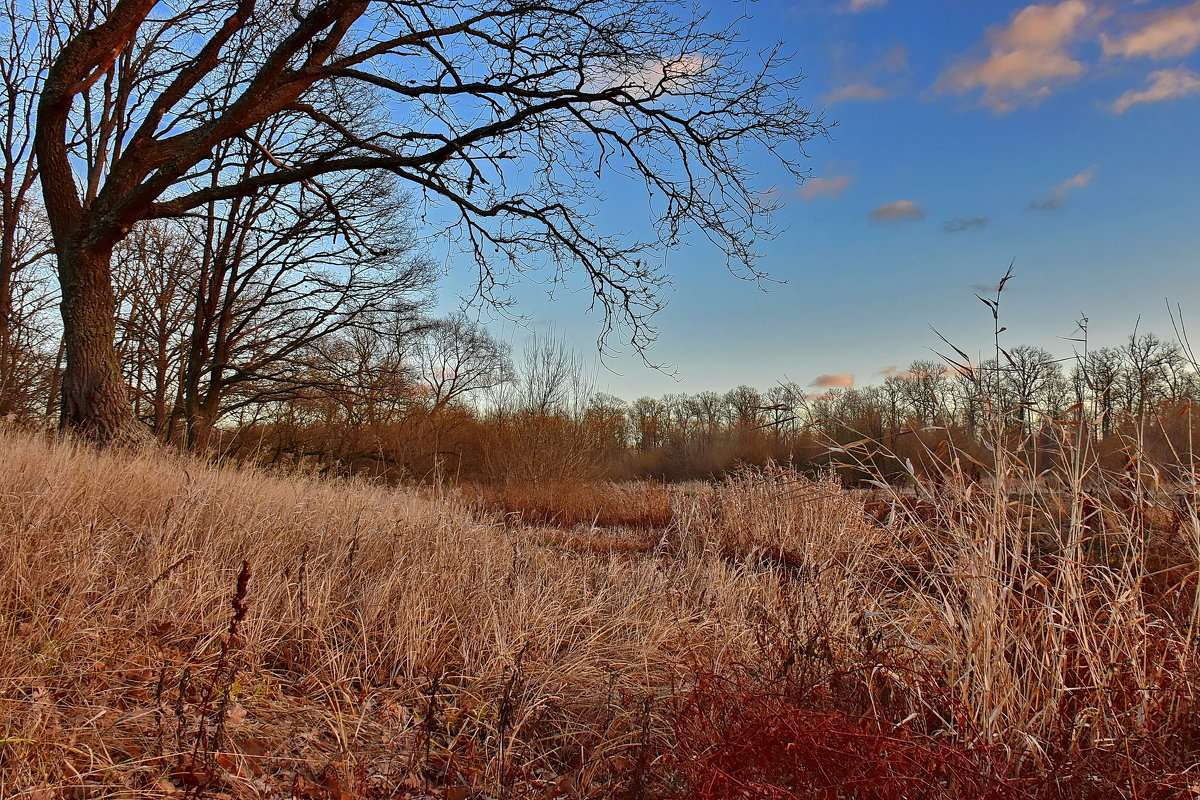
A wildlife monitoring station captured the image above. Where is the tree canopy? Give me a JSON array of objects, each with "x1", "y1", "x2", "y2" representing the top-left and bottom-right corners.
[{"x1": 12, "y1": 0, "x2": 828, "y2": 440}]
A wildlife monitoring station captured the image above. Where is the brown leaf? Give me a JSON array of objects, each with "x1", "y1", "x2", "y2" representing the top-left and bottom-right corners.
[
  {"x1": 148, "y1": 620, "x2": 176, "y2": 638},
  {"x1": 291, "y1": 774, "x2": 325, "y2": 799},
  {"x1": 215, "y1": 750, "x2": 240, "y2": 776},
  {"x1": 150, "y1": 778, "x2": 183, "y2": 796},
  {"x1": 172, "y1": 758, "x2": 213, "y2": 788},
  {"x1": 237, "y1": 736, "x2": 270, "y2": 756},
  {"x1": 549, "y1": 774, "x2": 577, "y2": 797},
  {"x1": 321, "y1": 769, "x2": 352, "y2": 800},
  {"x1": 224, "y1": 703, "x2": 247, "y2": 727}
]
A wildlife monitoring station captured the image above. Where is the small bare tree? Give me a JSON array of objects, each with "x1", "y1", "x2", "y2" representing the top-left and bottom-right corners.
[
  {"x1": 177, "y1": 167, "x2": 434, "y2": 451},
  {"x1": 409, "y1": 313, "x2": 513, "y2": 414},
  {"x1": 112, "y1": 220, "x2": 195, "y2": 439}
]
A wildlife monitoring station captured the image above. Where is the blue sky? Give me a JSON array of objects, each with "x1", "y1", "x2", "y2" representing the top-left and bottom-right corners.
[{"x1": 441, "y1": 0, "x2": 1200, "y2": 399}]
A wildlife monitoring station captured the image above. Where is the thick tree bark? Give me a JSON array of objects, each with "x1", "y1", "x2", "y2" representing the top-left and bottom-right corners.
[{"x1": 57, "y1": 244, "x2": 140, "y2": 440}]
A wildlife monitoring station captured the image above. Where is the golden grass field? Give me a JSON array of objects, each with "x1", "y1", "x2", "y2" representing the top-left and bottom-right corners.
[{"x1": 2, "y1": 427, "x2": 1199, "y2": 798}]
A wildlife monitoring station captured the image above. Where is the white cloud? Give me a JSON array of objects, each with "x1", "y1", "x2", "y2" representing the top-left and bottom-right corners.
[
  {"x1": 589, "y1": 54, "x2": 712, "y2": 101},
  {"x1": 802, "y1": 174, "x2": 853, "y2": 200},
  {"x1": 1102, "y1": 1, "x2": 1200, "y2": 59},
  {"x1": 624, "y1": 54, "x2": 712, "y2": 97},
  {"x1": 850, "y1": 0, "x2": 888, "y2": 12},
  {"x1": 1111, "y1": 65, "x2": 1200, "y2": 111},
  {"x1": 871, "y1": 199, "x2": 926, "y2": 223},
  {"x1": 1028, "y1": 165, "x2": 1097, "y2": 210},
  {"x1": 937, "y1": 1, "x2": 1091, "y2": 112}
]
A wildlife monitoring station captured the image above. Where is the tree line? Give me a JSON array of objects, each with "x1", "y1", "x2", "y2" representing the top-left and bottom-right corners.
[
  {"x1": 168, "y1": 330, "x2": 1200, "y2": 484},
  {"x1": 7, "y1": 250, "x2": 1200, "y2": 486},
  {"x1": 578, "y1": 337, "x2": 1200, "y2": 484}
]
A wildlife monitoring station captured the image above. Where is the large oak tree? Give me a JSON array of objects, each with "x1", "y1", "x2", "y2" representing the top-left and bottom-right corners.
[{"x1": 33, "y1": 0, "x2": 827, "y2": 442}]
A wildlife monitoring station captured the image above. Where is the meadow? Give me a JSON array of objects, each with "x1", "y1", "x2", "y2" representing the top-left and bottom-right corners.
[
  {"x1": 3, "y1": 0, "x2": 1197, "y2": 795},
  {"x1": 2, "y1": 420, "x2": 1198, "y2": 799}
]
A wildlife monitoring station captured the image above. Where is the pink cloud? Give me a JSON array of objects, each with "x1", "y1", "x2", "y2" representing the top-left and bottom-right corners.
[
  {"x1": 1103, "y1": 1, "x2": 1200, "y2": 60},
  {"x1": 810, "y1": 373, "x2": 855, "y2": 389},
  {"x1": 871, "y1": 199, "x2": 926, "y2": 223},
  {"x1": 1028, "y1": 165, "x2": 1097, "y2": 210},
  {"x1": 937, "y1": 1, "x2": 1091, "y2": 112},
  {"x1": 802, "y1": 174, "x2": 853, "y2": 200},
  {"x1": 827, "y1": 44, "x2": 909, "y2": 104},
  {"x1": 1111, "y1": 66, "x2": 1200, "y2": 112},
  {"x1": 827, "y1": 83, "x2": 889, "y2": 103}
]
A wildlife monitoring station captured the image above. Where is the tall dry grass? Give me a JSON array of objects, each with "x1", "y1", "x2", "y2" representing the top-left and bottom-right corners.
[
  {"x1": 2, "y1": 424, "x2": 1199, "y2": 798},
  {"x1": 0, "y1": 429, "x2": 848, "y2": 798}
]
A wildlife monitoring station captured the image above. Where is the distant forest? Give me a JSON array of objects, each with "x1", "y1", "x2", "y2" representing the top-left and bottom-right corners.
[{"x1": 4, "y1": 251, "x2": 1199, "y2": 484}]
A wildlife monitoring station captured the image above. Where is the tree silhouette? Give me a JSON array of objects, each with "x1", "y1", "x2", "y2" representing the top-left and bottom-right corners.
[{"x1": 25, "y1": 0, "x2": 826, "y2": 441}]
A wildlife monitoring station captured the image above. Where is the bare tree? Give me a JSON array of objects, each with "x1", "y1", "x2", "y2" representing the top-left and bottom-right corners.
[
  {"x1": 517, "y1": 333, "x2": 589, "y2": 417},
  {"x1": 997, "y1": 345, "x2": 1060, "y2": 430},
  {"x1": 584, "y1": 391, "x2": 628, "y2": 453},
  {"x1": 105, "y1": 161, "x2": 433, "y2": 451},
  {"x1": 29, "y1": 0, "x2": 826, "y2": 441},
  {"x1": 630, "y1": 395, "x2": 667, "y2": 451},
  {"x1": 723, "y1": 384, "x2": 763, "y2": 428},
  {"x1": 1119, "y1": 333, "x2": 1179, "y2": 431},
  {"x1": 409, "y1": 312, "x2": 513, "y2": 414},
  {"x1": 0, "y1": 257, "x2": 57, "y2": 419},
  {"x1": 305, "y1": 311, "x2": 424, "y2": 429},
  {"x1": 177, "y1": 165, "x2": 433, "y2": 451},
  {"x1": 0, "y1": 0, "x2": 54, "y2": 416},
  {"x1": 112, "y1": 220, "x2": 195, "y2": 438},
  {"x1": 1074, "y1": 346, "x2": 1123, "y2": 437},
  {"x1": 689, "y1": 390, "x2": 725, "y2": 434},
  {"x1": 898, "y1": 360, "x2": 949, "y2": 426}
]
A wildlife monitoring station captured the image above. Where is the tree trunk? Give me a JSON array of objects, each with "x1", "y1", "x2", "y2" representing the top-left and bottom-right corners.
[
  {"x1": 45, "y1": 332, "x2": 64, "y2": 419},
  {"x1": 185, "y1": 397, "x2": 220, "y2": 453},
  {"x1": 0, "y1": 212, "x2": 17, "y2": 416},
  {"x1": 57, "y1": 244, "x2": 142, "y2": 442}
]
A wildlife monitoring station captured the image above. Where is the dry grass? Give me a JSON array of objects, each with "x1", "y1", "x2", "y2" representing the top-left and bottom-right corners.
[{"x1": 2, "y1": 428, "x2": 1199, "y2": 798}]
